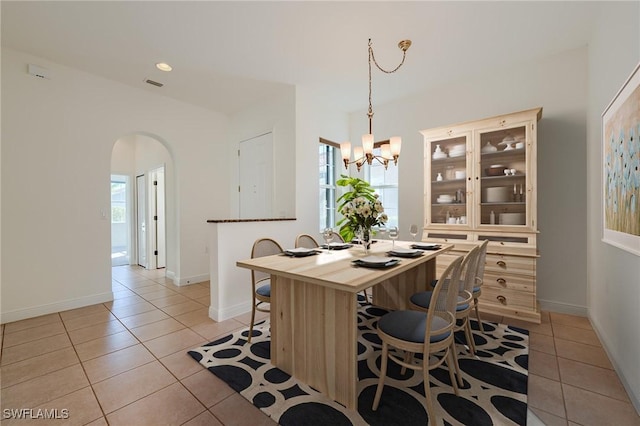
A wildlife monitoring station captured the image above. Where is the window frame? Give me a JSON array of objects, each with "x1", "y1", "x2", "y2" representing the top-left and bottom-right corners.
[{"x1": 319, "y1": 142, "x2": 338, "y2": 231}]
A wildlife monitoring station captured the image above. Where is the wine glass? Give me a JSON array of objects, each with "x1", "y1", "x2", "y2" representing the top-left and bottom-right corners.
[
  {"x1": 388, "y1": 226, "x2": 399, "y2": 249},
  {"x1": 323, "y1": 228, "x2": 334, "y2": 252},
  {"x1": 378, "y1": 226, "x2": 387, "y2": 240},
  {"x1": 409, "y1": 224, "x2": 419, "y2": 241}
]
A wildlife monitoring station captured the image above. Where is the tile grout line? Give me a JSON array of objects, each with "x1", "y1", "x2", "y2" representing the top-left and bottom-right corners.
[{"x1": 549, "y1": 317, "x2": 571, "y2": 424}]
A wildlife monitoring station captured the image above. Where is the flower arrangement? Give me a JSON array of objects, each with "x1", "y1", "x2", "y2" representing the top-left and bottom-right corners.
[{"x1": 336, "y1": 175, "x2": 388, "y2": 243}]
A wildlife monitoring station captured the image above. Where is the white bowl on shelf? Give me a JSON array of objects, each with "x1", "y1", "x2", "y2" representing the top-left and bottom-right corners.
[
  {"x1": 432, "y1": 152, "x2": 448, "y2": 160},
  {"x1": 455, "y1": 170, "x2": 466, "y2": 179},
  {"x1": 499, "y1": 212, "x2": 525, "y2": 225},
  {"x1": 436, "y1": 194, "x2": 454, "y2": 203},
  {"x1": 483, "y1": 187, "x2": 510, "y2": 203},
  {"x1": 481, "y1": 142, "x2": 498, "y2": 153}
]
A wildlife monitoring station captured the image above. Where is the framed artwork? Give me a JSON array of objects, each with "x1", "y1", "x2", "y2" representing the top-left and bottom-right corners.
[{"x1": 602, "y1": 61, "x2": 640, "y2": 256}]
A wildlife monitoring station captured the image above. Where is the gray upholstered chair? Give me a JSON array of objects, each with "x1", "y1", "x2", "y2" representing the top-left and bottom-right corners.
[
  {"x1": 248, "y1": 237, "x2": 283, "y2": 343},
  {"x1": 410, "y1": 243, "x2": 482, "y2": 356},
  {"x1": 295, "y1": 233, "x2": 320, "y2": 249},
  {"x1": 372, "y1": 256, "x2": 464, "y2": 422},
  {"x1": 330, "y1": 231, "x2": 345, "y2": 243}
]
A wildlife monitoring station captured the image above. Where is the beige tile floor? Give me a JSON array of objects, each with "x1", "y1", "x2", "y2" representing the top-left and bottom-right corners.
[{"x1": 1, "y1": 265, "x2": 638, "y2": 425}]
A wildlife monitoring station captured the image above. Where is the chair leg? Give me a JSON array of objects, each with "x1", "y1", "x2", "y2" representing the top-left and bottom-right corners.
[
  {"x1": 450, "y1": 341, "x2": 464, "y2": 388},
  {"x1": 372, "y1": 342, "x2": 389, "y2": 411},
  {"x1": 361, "y1": 289, "x2": 369, "y2": 304},
  {"x1": 248, "y1": 300, "x2": 257, "y2": 343},
  {"x1": 400, "y1": 351, "x2": 413, "y2": 376},
  {"x1": 423, "y1": 364, "x2": 436, "y2": 424},
  {"x1": 445, "y1": 349, "x2": 460, "y2": 396},
  {"x1": 464, "y1": 319, "x2": 476, "y2": 356},
  {"x1": 474, "y1": 298, "x2": 485, "y2": 333}
]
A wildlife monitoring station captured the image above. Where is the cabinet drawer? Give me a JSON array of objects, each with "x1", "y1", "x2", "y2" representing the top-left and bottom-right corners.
[
  {"x1": 482, "y1": 272, "x2": 535, "y2": 293},
  {"x1": 479, "y1": 285, "x2": 535, "y2": 310},
  {"x1": 484, "y1": 254, "x2": 535, "y2": 275}
]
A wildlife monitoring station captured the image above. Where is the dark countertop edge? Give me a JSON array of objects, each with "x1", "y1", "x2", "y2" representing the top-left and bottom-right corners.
[{"x1": 207, "y1": 218, "x2": 297, "y2": 223}]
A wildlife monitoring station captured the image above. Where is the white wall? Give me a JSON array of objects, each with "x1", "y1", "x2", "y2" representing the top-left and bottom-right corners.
[
  {"x1": 1, "y1": 48, "x2": 229, "y2": 322},
  {"x1": 295, "y1": 85, "x2": 351, "y2": 235},
  {"x1": 208, "y1": 220, "x2": 301, "y2": 322},
  {"x1": 586, "y1": 2, "x2": 640, "y2": 411},
  {"x1": 228, "y1": 89, "x2": 296, "y2": 219},
  {"x1": 349, "y1": 46, "x2": 590, "y2": 314}
]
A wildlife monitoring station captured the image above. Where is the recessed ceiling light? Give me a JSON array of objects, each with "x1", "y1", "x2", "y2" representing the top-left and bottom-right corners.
[{"x1": 155, "y1": 62, "x2": 172, "y2": 72}]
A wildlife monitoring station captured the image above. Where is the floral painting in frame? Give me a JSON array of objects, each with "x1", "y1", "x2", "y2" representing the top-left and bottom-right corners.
[{"x1": 602, "y1": 61, "x2": 640, "y2": 256}]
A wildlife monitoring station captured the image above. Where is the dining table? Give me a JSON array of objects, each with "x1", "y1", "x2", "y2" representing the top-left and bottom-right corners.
[{"x1": 236, "y1": 239, "x2": 453, "y2": 410}]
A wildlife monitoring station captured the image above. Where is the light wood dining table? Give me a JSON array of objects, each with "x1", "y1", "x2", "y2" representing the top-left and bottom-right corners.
[{"x1": 236, "y1": 240, "x2": 452, "y2": 410}]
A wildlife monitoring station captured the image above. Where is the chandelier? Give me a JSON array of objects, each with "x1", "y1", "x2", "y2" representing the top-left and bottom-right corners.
[{"x1": 340, "y1": 38, "x2": 411, "y2": 171}]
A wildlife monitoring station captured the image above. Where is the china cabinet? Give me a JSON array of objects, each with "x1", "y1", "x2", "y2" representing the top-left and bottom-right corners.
[{"x1": 421, "y1": 108, "x2": 542, "y2": 323}]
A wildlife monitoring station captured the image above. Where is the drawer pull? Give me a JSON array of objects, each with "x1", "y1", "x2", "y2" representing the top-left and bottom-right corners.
[
  {"x1": 496, "y1": 295, "x2": 507, "y2": 304},
  {"x1": 496, "y1": 278, "x2": 506, "y2": 285},
  {"x1": 496, "y1": 260, "x2": 507, "y2": 267}
]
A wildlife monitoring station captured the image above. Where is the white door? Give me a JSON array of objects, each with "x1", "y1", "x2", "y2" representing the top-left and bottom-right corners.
[
  {"x1": 239, "y1": 132, "x2": 273, "y2": 218},
  {"x1": 136, "y1": 174, "x2": 147, "y2": 268}
]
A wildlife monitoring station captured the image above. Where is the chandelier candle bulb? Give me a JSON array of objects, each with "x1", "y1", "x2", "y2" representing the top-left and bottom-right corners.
[
  {"x1": 353, "y1": 146, "x2": 364, "y2": 161},
  {"x1": 381, "y1": 144, "x2": 391, "y2": 159},
  {"x1": 340, "y1": 142, "x2": 351, "y2": 160},
  {"x1": 390, "y1": 136, "x2": 402, "y2": 157},
  {"x1": 362, "y1": 134, "x2": 374, "y2": 154}
]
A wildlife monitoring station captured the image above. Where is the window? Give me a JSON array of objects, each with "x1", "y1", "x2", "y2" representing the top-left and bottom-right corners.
[
  {"x1": 319, "y1": 143, "x2": 398, "y2": 231},
  {"x1": 366, "y1": 147, "x2": 399, "y2": 227},
  {"x1": 319, "y1": 144, "x2": 337, "y2": 231},
  {"x1": 111, "y1": 180, "x2": 127, "y2": 224}
]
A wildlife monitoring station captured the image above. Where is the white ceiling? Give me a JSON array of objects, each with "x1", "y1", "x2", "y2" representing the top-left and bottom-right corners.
[{"x1": 1, "y1": 1, "x2": 600, "y2": 115}]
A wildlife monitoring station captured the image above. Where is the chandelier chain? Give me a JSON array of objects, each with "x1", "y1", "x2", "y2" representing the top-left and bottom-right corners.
[
  {"x1": 368, "y1": 39, "x2": 408, "y2": 74},
  {"x1": 367, "y1": 39, "x2": 409, "y2": 134}
]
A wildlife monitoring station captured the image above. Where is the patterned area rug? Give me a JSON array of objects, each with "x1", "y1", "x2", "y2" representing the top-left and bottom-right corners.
[{"x1": 188, "y1": 302, "x2": 529, "y2": 425}]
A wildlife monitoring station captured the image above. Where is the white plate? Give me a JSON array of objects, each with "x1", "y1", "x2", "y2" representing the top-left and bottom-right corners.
[
  {"x1": 388, "y1": 247, "x2": 420, "y2": 255},
  {"x1": 285, "y1": 247, "x2": 317, "y2": 254},
  {"x1": 327, "y1": 242, "x2": 348, "y2": 247},
  {"x1": 359, "y1": 256, "x2": 393, "y2": 265},
  {"x1": 449, "y1": 151, "x2": 465, "y2": 158}
]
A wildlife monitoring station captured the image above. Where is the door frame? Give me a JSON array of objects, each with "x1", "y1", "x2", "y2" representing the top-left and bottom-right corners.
[{"x1": 238, "y1": 131, "x2": 274, "y2": 218}]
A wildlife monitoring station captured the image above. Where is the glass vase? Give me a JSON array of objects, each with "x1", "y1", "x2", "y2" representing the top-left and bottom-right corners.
[{"x1": 358, "y1": 227, "x2": 372, "y2": 255}]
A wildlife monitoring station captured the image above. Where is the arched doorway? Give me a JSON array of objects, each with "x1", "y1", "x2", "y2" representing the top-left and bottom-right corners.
[{"x1": 111, "y1": 133, "x2": 174, "y2": 271}]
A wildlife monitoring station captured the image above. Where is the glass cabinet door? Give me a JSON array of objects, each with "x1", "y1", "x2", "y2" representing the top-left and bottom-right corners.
[
  {"x1": 476, "y1": 123, "x2": 530, "y2": 228},
  {"x1": 425, "y1": 133, "x2": 471, "y2": 227}
]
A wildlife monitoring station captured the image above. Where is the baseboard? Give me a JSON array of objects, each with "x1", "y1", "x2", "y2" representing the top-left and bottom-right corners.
[
  {"x1": 165, "y1": 270, "x2": 177, "y2": 285},
  {"x1": 209, "y1": 300, "x2": 252, "y2": 322},
  {"x1": 589, "y1": 310, "x2": 640, "y2": 415},
  {"x1": 538, "y1": 298, "x2": 588, "y2": 316},
  {"x1": 1, "y1": 291, "x2": 114, "y2": 324},
  {"x1": 173, "y1": 273, "x2": 209, "y2": 287}
]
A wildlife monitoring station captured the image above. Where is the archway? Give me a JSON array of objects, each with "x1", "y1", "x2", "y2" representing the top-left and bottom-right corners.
[{"x1": 111, "y1": 133, "x2": 175, "y2": 273}]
